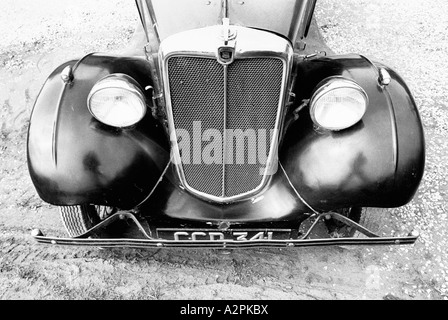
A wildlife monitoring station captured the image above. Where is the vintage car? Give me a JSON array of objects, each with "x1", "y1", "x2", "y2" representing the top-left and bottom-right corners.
[{"x1": 28, "y1": 0, "x2": 425, "y2": 248}]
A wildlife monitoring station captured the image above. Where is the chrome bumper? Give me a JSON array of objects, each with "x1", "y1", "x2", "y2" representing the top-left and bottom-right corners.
[{"x1": 31, "y1": 211, "x2": 419, "y2": 249}]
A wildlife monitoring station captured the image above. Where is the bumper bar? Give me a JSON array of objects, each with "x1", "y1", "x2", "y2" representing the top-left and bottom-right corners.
[
  {"x1": 31, "y1": 211, "x2": 419, "y2": 249},
  {"x1": 32, "y1": 234, "x2": 418, "y2": 248}
]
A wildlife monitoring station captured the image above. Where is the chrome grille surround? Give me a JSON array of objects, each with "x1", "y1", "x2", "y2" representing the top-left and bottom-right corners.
[{"x1": 160, "y1": 25, "x2": 293, "y2": 203}]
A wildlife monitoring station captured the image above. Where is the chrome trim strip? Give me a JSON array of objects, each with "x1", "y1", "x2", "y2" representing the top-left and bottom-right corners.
[
  {"x1": 51, "y1": 83, "x2": 67, "y2": 167},
  {"x1": 382, "y1": 87, "x2": 399, "y2": 175},
  {"x1": 358, "y1": 55, "x2": 399, "y2": 172},
  {"x1": 160, "y1": 26, "x2": 293, "y2": 203},
  {"x1": 222, "y1": 64, "x2": 228, "y2": 197},
  {"x1": 52, "y1": 53, "x2": 99, "y2": 167}
]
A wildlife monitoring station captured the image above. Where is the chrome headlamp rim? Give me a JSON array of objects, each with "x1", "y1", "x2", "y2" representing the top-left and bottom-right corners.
[
  {"x1": 87, "y1": 73, "x2": 147, "y2": 128},
  {"x1": 309, "y1": 76, "x2": 368, "y2": 131}
]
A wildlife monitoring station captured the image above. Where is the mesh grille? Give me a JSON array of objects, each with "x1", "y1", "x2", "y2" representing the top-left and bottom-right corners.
[
  {"x1": 167, "y1": 56, "x2": 284, "y2": 199},
  {"x1": 168, "y1": 57, "x2": 224, "y2": 196},
  {"x1": 225, "y1": 59, "x2": 283, "y2": 196}
]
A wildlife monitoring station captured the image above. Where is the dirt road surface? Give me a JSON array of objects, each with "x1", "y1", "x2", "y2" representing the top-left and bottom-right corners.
[{"x1": 0, "y1": 0, "x2": 447, "y2": 300}]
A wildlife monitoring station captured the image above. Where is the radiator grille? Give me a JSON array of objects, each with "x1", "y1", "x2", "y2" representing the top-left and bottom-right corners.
[{"x1": 167, "y1": 56, "x2": 283, "y2": 199}]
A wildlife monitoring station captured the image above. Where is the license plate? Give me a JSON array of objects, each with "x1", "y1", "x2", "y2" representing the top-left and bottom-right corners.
[{"x1": 156, "y1": 229, "x2": 292, "y2": 241}]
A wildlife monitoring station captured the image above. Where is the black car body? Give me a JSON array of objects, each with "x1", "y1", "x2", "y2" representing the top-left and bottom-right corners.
[{"x1": 28, "y1": 0, "x2": 425, "y2": 248}]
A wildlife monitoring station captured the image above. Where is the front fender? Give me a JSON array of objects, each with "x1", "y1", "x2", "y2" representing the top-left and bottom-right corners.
[
  {"x1": 27, "y1": 54, "x2": 170, "y2": 208},
  {"x1": 281, "y1": 54, "x2": 425, "y2": 211}
]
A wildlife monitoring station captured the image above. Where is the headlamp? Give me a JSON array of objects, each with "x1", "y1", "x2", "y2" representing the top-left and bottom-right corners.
[
  {"x1": 309, "y1": 77, "x2": 368, "y2": 131},
  {"x1": 87, "y1": 74, "x2": 146, "y2": 128}
]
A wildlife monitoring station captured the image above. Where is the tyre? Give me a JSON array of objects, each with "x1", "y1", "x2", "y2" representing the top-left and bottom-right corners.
[{"x1": 59, "y1": 205, "x2": 100, "y2": 237}]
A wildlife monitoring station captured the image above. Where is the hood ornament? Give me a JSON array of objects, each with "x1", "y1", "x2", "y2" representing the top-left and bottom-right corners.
[
  {"x1": 221, "y1": 17, "x2": 236, "y2": 42},
  {"x1": 217, "y1": 18, "x2": 236, "y2": 65}
]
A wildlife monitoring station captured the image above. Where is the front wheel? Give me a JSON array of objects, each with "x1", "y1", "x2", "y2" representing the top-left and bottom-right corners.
[
  {"x1": 59, "y1": 205, "x2": 115, "y2": 237},
  {"x1": 59, "y1": 205, "x2": 99, "y2": 237}
]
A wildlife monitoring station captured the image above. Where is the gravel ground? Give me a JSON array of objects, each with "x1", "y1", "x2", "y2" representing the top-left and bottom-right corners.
[
  {"x1": 0, "y1": 0, "x2": 447, "y2": 300},
  {"x1": 317, "y1": 0, "x2": 448, "y2": 298}
]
